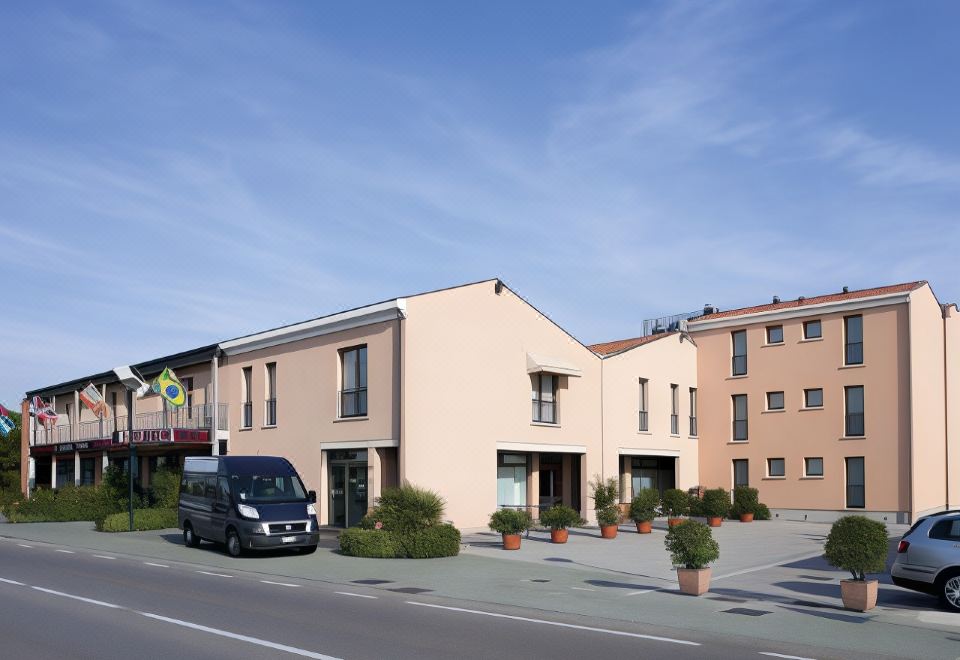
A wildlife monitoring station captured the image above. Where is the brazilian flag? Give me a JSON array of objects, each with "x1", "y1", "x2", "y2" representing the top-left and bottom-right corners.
[{"x1": 152, "y1": 367, "x2": 187, "y2": 407}]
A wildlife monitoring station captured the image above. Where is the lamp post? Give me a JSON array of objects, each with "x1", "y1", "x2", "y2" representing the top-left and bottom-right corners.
[{"x1": 113, "y1": 366, "x2": 147, "y2": 532}]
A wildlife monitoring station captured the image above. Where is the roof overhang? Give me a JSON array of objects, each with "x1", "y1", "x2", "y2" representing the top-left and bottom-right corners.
[
  {"x1": 526, "y1": 353, "x2": 582, "y2": 377},
  {"x1": 220, "y1": 299, "x2": 406, "y2": 356},
  {"x1": 687, "y1": 292, "x2": 912, "y2": 332},
  {"x1": 496, "y1": 441, "x2": 586, "y2": 454}
]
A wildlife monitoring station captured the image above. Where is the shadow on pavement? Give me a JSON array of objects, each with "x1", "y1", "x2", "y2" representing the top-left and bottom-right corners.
[{"x1": 584, "y1": 579, "x2": 660, "y2": 590}]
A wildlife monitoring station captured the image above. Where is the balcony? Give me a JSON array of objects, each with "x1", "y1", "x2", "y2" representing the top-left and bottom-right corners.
[
  {"x1": 532, "y1": 398, "x2": 557, "y2": 424},
  {"x1": 670, "y1": 414, "x2": 679, "y2": 435},
  {"x1": 32, "y1": 403, "x2": 230, "y2": 446},
  {"x1": 638, "y1": 410, "x2": 648, "y2": 432},
  {"x1": 689, "y1": 415, "x2": 698, "y2": 437}
]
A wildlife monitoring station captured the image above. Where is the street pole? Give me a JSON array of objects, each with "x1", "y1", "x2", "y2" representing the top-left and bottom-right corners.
[{"x1": 127, "y1": 388, "x2": 135, "y2": 532}]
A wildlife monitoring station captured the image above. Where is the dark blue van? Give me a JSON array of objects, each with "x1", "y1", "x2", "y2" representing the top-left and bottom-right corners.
[{"x1": 178, "y1": 456, "x2": 320, "y2": 557}]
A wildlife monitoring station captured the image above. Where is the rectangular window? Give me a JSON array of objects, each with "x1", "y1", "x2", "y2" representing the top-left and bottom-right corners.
[
  {"x1": 340, "y1": 346, "x2": 368, "y2": 417},
  {"x1": 670, "y1": 384, "x2": 679, "y2": 435},
  {"x1": 689, "y1": 387, "x2": 697, "y2": 437},
  {"x1": 766, "y1": 391, "x2": 785, "y2": 410},
  {"x1": 844, "y1": 315, "x2": 863, "y2": 365},
  {"x1": 766, "y1": 325, "x2": 783, "y2": 344},
  {"x1": 532, "y1": 373, "x2": 557, "y2": 424},
  {"x1": 733, "y1": 459, "x2": 749, "y2": 488},
  {"x1": 638, "y1": 378, "x2": 649, "y2": 431},
  {"x1": 804, "y1": 388, "x2": 823, "y2": 408},
  {"x1": 804, "y1": 457, "x2": 824, "y2": 477},
  {"x1": 241, "y1": 367, "x2": 252, "y2": 428},
  {"x1": 803, "y1": 319, "x2": 822, "y2": 339},
  {"x1": 732, "y1": 394, "x2": 748, "y2": 441},
  {"x1": 767, "y1": 458, "x2": 785, "y2": 477},
  {"x1": 732, "y1": 330, "x2": 747, "y2": 376},
  {"x1": 845, "y1": 386, "x2": 865, "y2": 436},
  {"x1": 79, "y1": 457, "x2": 96, "y2": 486},
  {"x1": 845, "y1": 457, "x2": 865, "y2": 508},
  {"x1": 265, "y1": 363, "x2": 277, "y2": 426},
  {"x1": 497, "y1": 453, "x2": 528, "y2": 508}
]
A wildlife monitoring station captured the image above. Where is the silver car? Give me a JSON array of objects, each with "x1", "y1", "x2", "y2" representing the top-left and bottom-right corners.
[{"x1": 891, "y1": 511, "x2": 960, "y2": 611}]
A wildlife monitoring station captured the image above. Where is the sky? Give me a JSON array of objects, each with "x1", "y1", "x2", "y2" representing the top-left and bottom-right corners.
[{"x1": 1, "y1": 0, "x2": 959, "y2": 404}]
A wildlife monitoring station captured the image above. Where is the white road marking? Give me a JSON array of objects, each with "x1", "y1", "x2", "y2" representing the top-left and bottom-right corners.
[
  {"x1": 759, "y1": 653, "x2": 817, "y2": 660},
  {"x1": 139, "y1": 612, "x2": 341, "y2": 659},
  {"x1": 625, "y1": 589, "x2": 656, "y2": 596},
  {"x1": 261, "y1": 580, "x2": 300, "y2": 588},
  {"x1": 406, "y1": 601, "x2": 700, "y2": 646},
  {"x1": 196, "y1": 571, "x2": 233, "y2": 578},
  {"x1": 32, "y1": 586, "x2": 122, "y2": 609},
  {"x1": 17, "y1": 544, "x2": 32, "y2": 548},
  {"x1": 335, "y1": 591, "x2": 377, "y2": 599},
  {"x1": 143, "y1": 562, "x2": 169, "y2": 568},
  {"x1": 570, "y1": 587, "x2": 595, "y2": 591},
  {"x1": 93, "y1": 555, "x2": 116, "y2": 560},
  {"x1": 54, "y1": 549, "x2": 74, "y2": 554},
  {"x1": 713, "y1": 551, "x2": 823, "y2": 581},
  {"x1": 0, "y1": 578, "x2": 25, "y2": 585}
]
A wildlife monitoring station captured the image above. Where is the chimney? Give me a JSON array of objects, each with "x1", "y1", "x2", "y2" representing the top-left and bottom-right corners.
[
  {"x1": 842, "y1": 286, "x2": 849, "y2": 293},
  {"x1": 772, "y1": 295, "x2": 780, "y2": 304},
  {"x1": 703, "y1": 304, "x2": 715, "y2": 315}
]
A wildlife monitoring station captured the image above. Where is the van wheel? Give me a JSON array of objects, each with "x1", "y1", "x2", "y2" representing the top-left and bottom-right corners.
[
  {"x1": 226, "y1": 529, "x2": 243, "y2": 558},
  {"x1": 300, "y1": 545, "x2": 317, "y2": 555},
  {"x1": 183, "y1": 523, "x2": 201, "y2": 548},
  {"x1": 941, "y1": 572, "x2": 960, "y2": 612}
]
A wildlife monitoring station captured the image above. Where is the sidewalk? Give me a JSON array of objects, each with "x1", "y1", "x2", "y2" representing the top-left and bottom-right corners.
[{"x1": 1, "y1": 520, "x2": 956, "y2": 659}]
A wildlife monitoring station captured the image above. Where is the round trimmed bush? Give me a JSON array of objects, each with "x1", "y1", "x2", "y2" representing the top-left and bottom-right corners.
[
  {"x1": 370, "y1": 483, "x2": 445, "y2": 533},
  {"x1": 824, "y1": 515, "x2": 888, "y2": 581},
  {"x1": 665, "y1": 520, "x2": 720, "y2": 569},
  {"x1": 489, "y1": 508, "x2": 533, "y2": 535},
  {"x1": 701, "y1": 488, "x2": 730, "y2": 518},
  {"x1": 754, "y1": 503, "x2": 771, "y2": 521},
  {"x1": 629, "y1": 488, "x2": 660, "y2": 523},
  {"x1": 539, "y1": 505, "x2": 585, "y2": 530},
  {"x1": 590, "y1": 476, "x2": 620, "y2": 526},
  {"x1": 662, "y1": 489, "x2": 691, "y2": 518},
  {"x1": 730, "y1": 486, "x2": 760, "y2": 518},
  {"x1": 339, "y1": 528, "x2": 398, "y2": 558}
]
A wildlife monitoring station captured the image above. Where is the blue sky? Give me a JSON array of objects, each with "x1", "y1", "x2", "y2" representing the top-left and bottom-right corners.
[{"x1": 2, "y1": 1, "x2": 959, "y2": 404}]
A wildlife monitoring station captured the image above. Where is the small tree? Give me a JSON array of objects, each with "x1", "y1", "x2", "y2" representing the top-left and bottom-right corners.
[
  {"x1": 730, "y1": 486, "x2": 759, "y2": 517},
  {"x1": 589, "y1": 475, "x2": 620, "y2": 526},
  {"x1": 629, "y1": 488, "x2": 660, "y2": 523},
  {"x1": 665, "y1": 520, "x2": 720, "y2": 569},
  {"x1": 701, "y1": 488, "x2": 730, "y2": 518},
  {"x1": 661, "y1": 488, "x2": 691, "y2": 518},
  {"x1": 824, "y1": 516, "x2": 888, "y2": 581},
  {"x1": 489, "y1": 508, "x2": 533, "y2": 535},
  {"x1": 539, "y1": 505, "x2": 585, "y2": 531},
  {"x1": 368, "y1": 483, "x2": 446, "y2": 533}
]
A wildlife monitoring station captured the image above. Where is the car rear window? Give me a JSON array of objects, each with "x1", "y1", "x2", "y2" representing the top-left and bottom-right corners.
[{"x1": 930, "y1": 518, "x2": 960, "y2": 541}]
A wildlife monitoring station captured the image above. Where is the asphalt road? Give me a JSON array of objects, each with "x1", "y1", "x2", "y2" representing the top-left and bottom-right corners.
[{"x1": 0, "y1": 539, "x2": 895, "y2": 660}]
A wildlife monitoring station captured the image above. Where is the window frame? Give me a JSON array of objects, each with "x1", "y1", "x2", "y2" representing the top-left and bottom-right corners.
[
  {"x1": 732, "y1": 394, "x2": 748, "y2": 442},
  {"x1": 733, "y1": 459, "x2": 749, "y2": 488},
  {"x1": 264, "y1": 362, "x2": 277, "y2": 426},
  {"x1": 638, "y1": 378, "x2": 649, "y2": 432},
  {"x1": 689, "y1": 387, "x2": 698, "y2": 437},
  {"x1": 731, "y1": 330, "x2": 748, "y2": 376},
  {"x1": 339, "y1": 345, "x2": 368, "y2": 418},
  {"x1": 804, "y1": 388, "x2": 824, "y2": 409},
  {"x1": 845, "y1": 456, "x2": 865, "y2": 508},
  {"x1": 766, "y1": 325, "x2": 784, "y2": 345},
  {"x1": 803, "y1": 319, "x2": 822, "y2": 340},
  {"x1": 532, "y1": 372, "x2": 558, "y2": 424},
  {"x1": 766, "y1": 391, "x2": 785, "y2": 411},
  {"x1": 767, "y1": 458, "x2": 786, "y2": 478},
  {"x1": 844, "y1": 385, "x2": 865, "y2": 437},
  {"x1": 844, "y1": 315, "x2": 864, "y2": 365},
  {"x1": 241, "y1": 366, "x2": 253, "y2": 429},
  {"x1": 670, "y1": 384, "x2": 679, "y2": 435},
  {"x1": 804, "y1": 457, "x2": 824, "y2": 477}
]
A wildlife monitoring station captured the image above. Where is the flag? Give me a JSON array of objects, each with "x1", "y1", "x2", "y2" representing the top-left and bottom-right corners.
[
  {"x1": 151, "y1": 367, "x2": 186, "y2": 407},
  {"x1": 79, "y1": 382, "x2": 109, "y2": 419},
  {"x1": 31, "y1": 396, "x2": 58, "y2": 427},
  {"x1": 0, "y1": 404, "x2": 13, "y2": 437}
]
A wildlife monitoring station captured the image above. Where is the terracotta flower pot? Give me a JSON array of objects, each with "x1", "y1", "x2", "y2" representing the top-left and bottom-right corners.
[
  {"x1": 599, "y1": 524, "x2": 618, "y2": 539},
  {"x1": 635, "y1": 520, "x2": 652, "y2": 534},
  {"x1": 707, "y1": 516, "x2": 722, "y2": 528},
  {"x1": 502, "y1": 533, "x2": 521, "y2": 550},
  {"x1": 550, "y1": 528, "x2": 569, "y2": 544},
  {"x1": 677, "y1": 567, "x2": 712, "y2": 596},
  {"x1": 667, "y1": 517, "x2": 683, "y2": 528},
  {"x1": 739, "y1": 513, "x2": 754, "y2": 523},
  {"x1": 840, "y1": 579, "x2": 878, "y2": 612}
]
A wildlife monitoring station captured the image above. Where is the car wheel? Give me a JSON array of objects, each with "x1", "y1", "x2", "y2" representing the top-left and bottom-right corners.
[
  {"x1": 942, "y1": 573, "x2": 960, "y2": 612},
  {"x1": 226, "y1": 529, "x2": 243, "y2": 558},
  {"x1": 183, "y1": 523, "x2": 201, "y2": 548}
]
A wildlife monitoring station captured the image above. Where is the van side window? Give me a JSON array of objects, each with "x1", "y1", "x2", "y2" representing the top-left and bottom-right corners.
[
  {"x1": 186, "y1": 474, "x2": 205, "y2": 497},
  {"x1": 204, "y1": 476, "x2": 217, "y2": 499},
  {"x1": 217, "y1": 477, "x2": 230, "y2": 502}
]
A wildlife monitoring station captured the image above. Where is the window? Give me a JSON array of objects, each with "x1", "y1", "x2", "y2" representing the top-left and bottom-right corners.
[
  {"x1": 732, "y1": 330, "x2": 747, "y2": 376},
  {"x1": 265, "y1": 363, "x2": 277, "y2": 426},
  {"x1": 844, "y1": 315, "x2": 863, "y2": 365},
  {"x1": 805, "y1": 457, "x2": 824, "y2": 477},
  {"x1": 845, "y1": 386, "x2": 865, "y2": 436},
  {"x1": 766, "y1": 391, "x2": 784, "y2": 410},
  {"x1": 732, "y1": 394, "x2": 748, "y2": 441},
  {"x1": 766, "y1": 325, "x2": 784, "y2": 344},
  {"x1": 733, "y1": 459, "x2": 749, "y2": 488},
  {"x1": 182, "y1": 377, "x2": 194, "y2": 419},
  {"x1": 638, "y1": 378, "x2": 649, "y2": 431},
  {"x1": 497, "y1": 453, "x2": 528, "y2": 508},
  {"x1": 930, "y1": 519, "x2": 960, "y2": 541},
  {"x1": 845, "y1": 457, "x2": 865, "y2": 508},
  {"x1": 670, "y1": 384, "x2": 679, "y2": 435},
  {"x1": 689, "y1": 387, "x2": 698, "y2": 436},
  {"x1": 241, "y1": 367, "x2": 253, "y2": 428},
  {"x1": 803, "y1": 319, "x2": 822, "y2": 339},
  {"x1": 767, "y1": 458, "x2": 785, "y2": 477},
  {"x1": 532, "y1": 373, "x2": 557, "y2": 424},
  {"x1": 804, "y1": 388, "x2": 823, "y2": 408},
  {"x1": 79, "y1": 457, "x2": 96, "y2": 486},
  {"x1": 340, "y1": 346, "x2": 368, "y2": 417}
]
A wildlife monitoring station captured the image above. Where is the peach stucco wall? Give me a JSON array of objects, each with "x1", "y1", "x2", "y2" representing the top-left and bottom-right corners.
[
  {"x1": 945, "y1": 304, "x2": 960, "y2": 508},
  {"x1": 401, "y1": 281, "x2": 602, "y2": 529},
  {"x1": 692, "y1": 302, "x2": 911, "y2": 516},
  {"x1": 600, "y1": 333, "x2": 699, "y2": 501}
]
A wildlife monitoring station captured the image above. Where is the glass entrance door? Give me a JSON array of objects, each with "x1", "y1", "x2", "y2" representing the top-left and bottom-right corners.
[
  {"x1": 330, "y1": 464, "x2": 347, "y2": 527},
  {"x1": 328, "y1": 450, "x2": 368, "y2": 528},
  {"x1": 348, "y1": 465, "x2": 367, "y2": 527}
]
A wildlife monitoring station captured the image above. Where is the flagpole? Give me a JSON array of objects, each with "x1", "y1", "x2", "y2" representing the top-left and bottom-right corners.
[{"x1": 127, "y1": 388, "x2": 135, "y2": 532}]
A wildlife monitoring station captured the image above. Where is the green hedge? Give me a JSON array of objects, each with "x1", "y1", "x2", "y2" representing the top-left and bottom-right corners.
[
  {"x1": 339, "y1": 524, "x2": 461, "y2": 559},
  {"x1": 4, "y1": 486, "x2": 121, "y2": 523},
  {"x1": 98, "y1": 508, "x2": 178, "y2": 532}
]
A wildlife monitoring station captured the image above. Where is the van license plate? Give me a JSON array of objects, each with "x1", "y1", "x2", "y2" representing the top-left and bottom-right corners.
[{"x1": 281, "y1": 536, "x2": 297, "y2": 543}]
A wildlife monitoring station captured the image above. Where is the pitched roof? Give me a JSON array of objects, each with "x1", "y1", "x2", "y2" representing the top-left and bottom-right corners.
[
  {"x1": 691, "y1": 281, "x2": 926, "y2": 323},
  {"x1": 588, "y1": 331, "x2": 678, "y2": 357}
]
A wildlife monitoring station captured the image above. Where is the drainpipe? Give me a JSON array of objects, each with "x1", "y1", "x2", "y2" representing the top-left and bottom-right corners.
[{"x1": 945, "y1": 306, "x2": 951, "y2": 509}]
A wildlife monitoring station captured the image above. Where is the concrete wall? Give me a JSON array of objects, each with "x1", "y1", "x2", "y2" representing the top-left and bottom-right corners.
[{"x1": 945, "y1": 303, "x2": 960, "y2": 509}]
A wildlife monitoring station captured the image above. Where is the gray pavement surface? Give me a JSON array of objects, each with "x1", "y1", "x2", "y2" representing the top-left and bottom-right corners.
[{"x1": 0, "y1": 519, "x2": 957, "y2": 659}]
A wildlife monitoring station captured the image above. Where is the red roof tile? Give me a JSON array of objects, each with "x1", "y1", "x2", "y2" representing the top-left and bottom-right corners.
[
  {"x1": 691, "y1": 281, "x2": 926, "y2": 323},
  {"x1": 588, "y1": 331, "x2": 678, "y2": 357}
]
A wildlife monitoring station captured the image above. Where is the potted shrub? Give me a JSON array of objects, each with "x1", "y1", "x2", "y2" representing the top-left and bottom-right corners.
[
  {"x1": 665, "y1": 520, "x2": 720, "y2": 596},
  {"x1": 824, "y1": 515, "x2": 888, "y2": 611},
  {"x1": 731, "y1": 486, "x2": 759, "y2": 522},
  {"x1": 539, "y1": 505, "x2": 585, "y2": 544},
  {"x1": 701, "y1": 488, "x2": 729, "y2": 528},
  {"x1": 489, "y1": 508, "x2": 532, "y2": 550},
  {"x1": 629, "y1": 488, "x2": 660, "y2": 534},
  {"x1": 590, "y1": 476, "x2": 621, "y2": 539},
  {"x1": 661, "y1": 488, "x2": 690, "y2": 527}
]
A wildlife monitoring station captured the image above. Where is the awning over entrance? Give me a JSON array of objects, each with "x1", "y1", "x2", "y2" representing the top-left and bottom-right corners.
[
  {"x1": 496, "y1": 441, "x2": 585, "y2": 454},
  {"x1": 525, "y1": 353, "x2": 582, "y2": 377}
]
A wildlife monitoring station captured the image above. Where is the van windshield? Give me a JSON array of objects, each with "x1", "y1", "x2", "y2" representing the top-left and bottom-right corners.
[{"x1": 232, "y1": 474, "x2": 307, "y2": 504}]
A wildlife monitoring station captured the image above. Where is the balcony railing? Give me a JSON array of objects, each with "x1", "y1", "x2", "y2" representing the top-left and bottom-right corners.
[
  {"x1": 638, "y1": 410, "x2": 648, "y2": 432},
  {"x1": 689, "y1": 416, "x2": 698, "y2": 437},
  {"x1": 732, "y1": 354, "x2": 747, "y2": 376},
  {"x1": 340, "y1": 388, "x2": 368, "y2": 418},
  {"x1": 670, "y1": 414, "x2": 679, "y2": 435},
  {"x1": 241, "y1": 402, "x2": 253, "y2": 429},
  {"x1": 845, "y1": 342, "x2": 863, "y2": 365},
  {"x1": 532, "y1": 399, "x2": 557, "y2": 424},
  {"x1": 265, "y1": 398, "x2": 277, "y2": 426},
  {"x1": 845, "y1": 413, "x2": 864, "y2": 437},
  {"x1": 733, "y1": 419, "x2": 748, "y2": 442}
]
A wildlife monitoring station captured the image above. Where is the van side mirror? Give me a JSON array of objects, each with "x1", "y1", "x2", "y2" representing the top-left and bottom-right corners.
[{"x1": 308, "y1": 490, "x2": 317, "y2": 504}]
